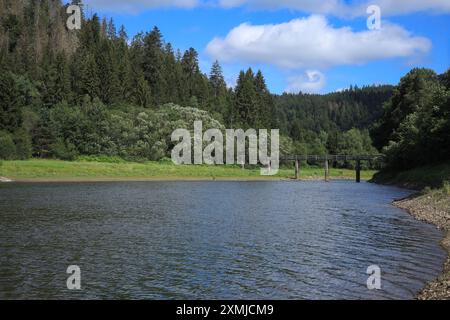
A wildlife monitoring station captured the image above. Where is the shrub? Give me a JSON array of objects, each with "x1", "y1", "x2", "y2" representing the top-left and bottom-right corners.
[
  {"x1": 0, "y1": 132, "x2": 16, "y2": 160},
  {"x1": 13, "y1": 129, "x2": 32, "y2": 160},
  {"x1": 443, "y1": 181, "x2": 450, "y2": 195},
  {"x1": 51, "y1": 139, "x2": 78, "y2": 161}
]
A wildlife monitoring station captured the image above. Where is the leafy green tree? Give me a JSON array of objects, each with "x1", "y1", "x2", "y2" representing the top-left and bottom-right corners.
[
  {"x1": 0, "y1": 131, "x2": 16, "y2": 159},
  {"x1": 375, "y1": 69, "x2": 450, "y2": 169},
  {"x1": 13, "y1": 128, "x2": 32, "y2": 159},
  {"x1": 371, "y1": 68, "x2": 438, "y2": 150}
]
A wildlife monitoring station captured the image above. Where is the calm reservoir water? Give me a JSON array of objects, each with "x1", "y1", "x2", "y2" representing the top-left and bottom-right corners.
[{"x1": 0, "y1": 181, "x2": 446, "y2": 300}]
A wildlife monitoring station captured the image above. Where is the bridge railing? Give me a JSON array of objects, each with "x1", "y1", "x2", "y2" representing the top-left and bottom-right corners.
[
  {"x1": 281, "y1": 155, "x2": 384, "y2": 161},
  {"x1": 280, "y1": 155, "x2": 384, "y2": 182}
]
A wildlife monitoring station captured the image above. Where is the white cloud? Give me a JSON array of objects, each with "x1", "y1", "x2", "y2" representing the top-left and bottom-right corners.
[
  {"x1": 218, "y1": 0, "x2": 348, "y2": 15},
  {"x1": 217, "y1": 0, "x2": 450, "y2": 17},
  {"x1": 85, "y1": 0, "x2": 199, "y2": 13},
  {"x1": 83, "y1": 0, "x2": 450, "y2": 15},
  {"x1": 356, "y1": 0, "x2": 450, "y2": 16},
  {"x1": 286, "y1": 70, "x2": 326, "y2": 94},
  {"x1": 205, "y1": 15, "x2": 431, "y2": 69}
]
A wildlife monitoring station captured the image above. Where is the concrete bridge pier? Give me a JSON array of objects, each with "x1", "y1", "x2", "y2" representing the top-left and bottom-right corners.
[
  {"x1": 324, "y1": 159, "x2": 329, "y2": 182},
  {"x1": 356, "y1": 159, "x2": 361, "y2": 183},
  {"x1": 285, "y1": 155, "x2": 382, "y2": 183},
  {"x1": 295, "y1": 159, "x2": 300, "y2": 180}
]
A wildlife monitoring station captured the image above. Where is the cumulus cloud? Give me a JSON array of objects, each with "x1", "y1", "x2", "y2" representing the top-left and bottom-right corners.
[
  {"x1": 205, "y1": 15, "x2": 431, "y2": 69},
  {"x1": 286, "y1": 70, "x2": 326, "y2": 94},
  {"x1": 217, "y1": 0, "x2": 450, "y2": 17},
  {"x1": 85, "y1": 0, "x2": 199, "y2": 13}
]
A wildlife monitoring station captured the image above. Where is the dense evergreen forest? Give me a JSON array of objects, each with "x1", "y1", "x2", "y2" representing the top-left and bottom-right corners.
[{"x1": 0, "y1": 0, "x2": 449, "y2": 172}]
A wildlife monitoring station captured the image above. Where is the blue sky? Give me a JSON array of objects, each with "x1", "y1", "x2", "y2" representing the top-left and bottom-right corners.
[{"x1": 78, "y1": 0, "x2": 450, "y2": 94}]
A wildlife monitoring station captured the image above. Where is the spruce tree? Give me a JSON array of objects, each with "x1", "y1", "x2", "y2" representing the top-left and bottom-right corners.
[
  {"x1": 210, "y1": 60, "x2": 227, "y2": 98},
  {"x1": 97, "y1": 40, "x2": 120, "y2": 104},
  {"x1": 0, "y1": 71, "x2": 21, "y2": 132},
  {"x1": 162, "y1": 43, "x2": 181, "y2": 104},
  {"x1": 234, "y1": 69, "x2": 257, "y2": 128},
  {"x1": 133, "y1": 71, "x2": 152, "y2": 108},
  {"x1": 254, "y1": 70, "x2": 276, "y2": 128},
  {"x1": 142, "y1": 26, "x2": 165, "y2": 106},
  {"x1": 74, "y1": 51, "x2": 101, "y2": 101}
]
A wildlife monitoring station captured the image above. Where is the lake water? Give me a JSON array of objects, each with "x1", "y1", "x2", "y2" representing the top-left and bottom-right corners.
[{"x1": 0, "y1": 181, "x2": 446, "y2": 300}]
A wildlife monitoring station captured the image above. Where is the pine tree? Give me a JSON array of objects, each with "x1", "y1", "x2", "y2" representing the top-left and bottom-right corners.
[
  {"x1": 115, "y1": 28, "x2": 133, "y2": 103},
  {"x1": 79, "y1": 14, "x2": 101, "y2": 50},
  {"x1": 73, "y1": 51, "x2": 100, "y2": 101},
  {"x1": 97, "y1": 40, "x2": 120, "y2": 104},
  {"x1": 101, "y1": 17, "x2": 108, "y2": 38},
  {"x1": 133, "y1": 71, "x2": 152, "y2": 108},
  {"x1": 254, "y1": 70, "x2": 276, "y2": 128},
  {"x1": 181, "y1": 48, "x2": 207, "y2": 106},
  {"x1": 162, "y1": 43, "x2": 181, "y2": 104},
  {"x1": 234, "y1": 69, "x2": 257, "y2": 128},
  {"x1": 207, "y1": 61, "x2": 231, "y2": 123},
  {"x1": 107, "y1": 18, "x2": 117, "y2": 39},
  {"x1": 142, "y1": 26, "x2": 165, "y2": 106},
  {"x1": 41, "y1": 52, "x2": 71, "y2": 106},
  {"x1": 118, "y1": 25, "x2": 128, "y2": 42},
  {"x1": 209, "y1": 60, "x2": 226, "y2": 98},
  {"x1": 0, "y1": 71, "x2": 20, "y2": 131}
]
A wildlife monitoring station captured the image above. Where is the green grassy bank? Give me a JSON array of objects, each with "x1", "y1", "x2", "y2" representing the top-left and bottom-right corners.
[
  {"x1": 0, "y1": 159, "x2": 376, "y2": 182},
  {"x1": 371, "y1": 163, "x2": 450, "y2": 190}
]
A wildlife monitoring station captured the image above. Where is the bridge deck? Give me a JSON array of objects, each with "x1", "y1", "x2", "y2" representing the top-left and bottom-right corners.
[{"x1": 281, "y1": 155, "x2": 384, "y2": 161}]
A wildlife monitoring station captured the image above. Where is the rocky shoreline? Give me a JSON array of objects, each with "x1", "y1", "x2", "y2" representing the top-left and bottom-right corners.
[{"x1": 394, "y1": 190, "x2": 450, "y2": 300}]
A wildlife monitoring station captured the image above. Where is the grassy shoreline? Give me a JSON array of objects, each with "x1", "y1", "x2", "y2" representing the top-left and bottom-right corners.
[{"x1": 0, "y1": 159, "x2": 376, "y2": 182}]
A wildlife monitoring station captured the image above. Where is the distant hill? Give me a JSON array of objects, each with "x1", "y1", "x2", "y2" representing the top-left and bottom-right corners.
[{"x1": 274, "y1": 85, "x2": 394, "y2": 137}]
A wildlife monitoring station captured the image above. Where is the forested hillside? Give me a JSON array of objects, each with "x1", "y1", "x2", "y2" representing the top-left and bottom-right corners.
[
  {"x1": 1, "y1": 0, "x2": 447, "y2": 168},
  {"x1": 275, "y1": 85, "x2": 393, "y2": 157}
]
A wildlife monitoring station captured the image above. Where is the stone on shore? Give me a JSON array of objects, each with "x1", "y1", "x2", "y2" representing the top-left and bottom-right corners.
[{"x1": 395, "y1": 190, "x2": 450, "y2": 300}]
